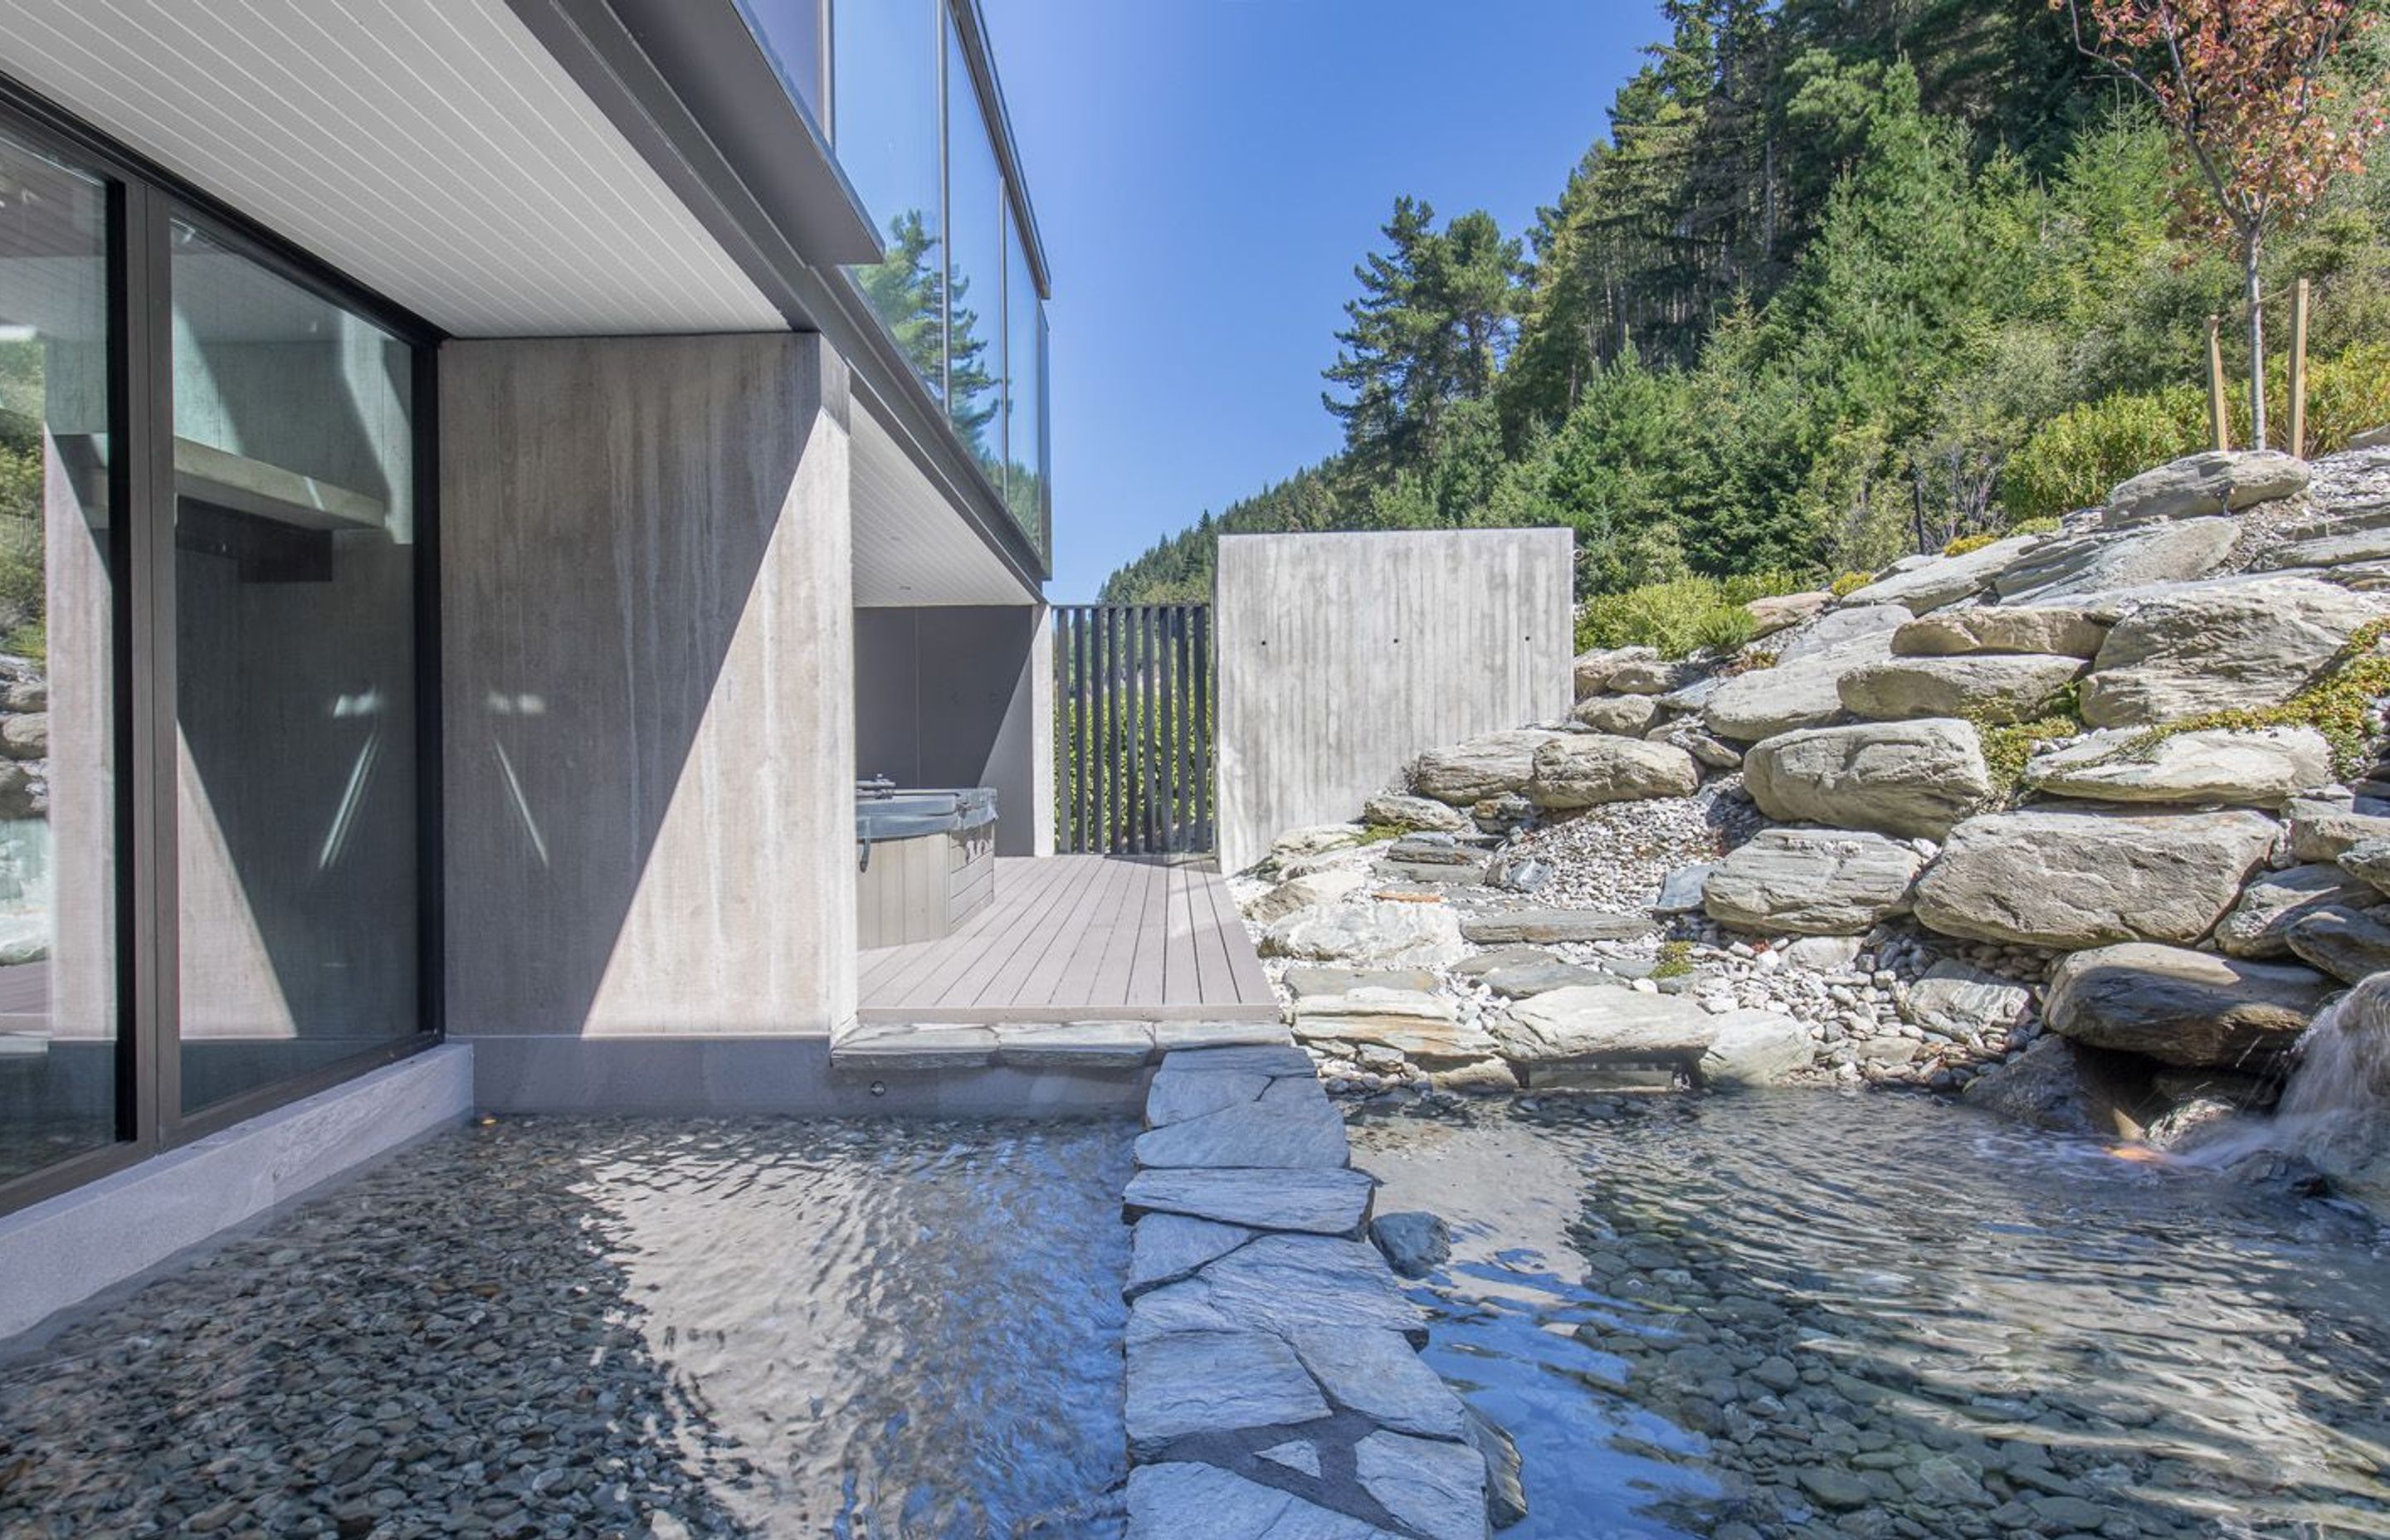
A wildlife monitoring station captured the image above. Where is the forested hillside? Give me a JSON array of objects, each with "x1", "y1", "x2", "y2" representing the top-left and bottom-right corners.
[{"x1": 1100, "y1": 0, "x2": 2390, "y2": 606}]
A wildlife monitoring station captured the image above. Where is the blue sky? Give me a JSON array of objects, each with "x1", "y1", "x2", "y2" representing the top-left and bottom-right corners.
[{"x1": 976, "y1": 0, "x2": 1669, "y2": 598}]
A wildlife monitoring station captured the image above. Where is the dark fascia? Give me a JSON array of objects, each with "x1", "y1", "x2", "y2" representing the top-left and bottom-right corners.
[{"x1": 506, "y1": 0, "x2": 1050, "y2": 592}]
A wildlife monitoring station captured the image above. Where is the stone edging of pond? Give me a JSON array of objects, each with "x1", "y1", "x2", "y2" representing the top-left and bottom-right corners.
[{"x1": 1117, "y1": 1044, "x2": 1506, "y2": 1539}]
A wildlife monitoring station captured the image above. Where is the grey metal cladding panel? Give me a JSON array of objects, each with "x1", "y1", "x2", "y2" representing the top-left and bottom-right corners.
[
  {"x1": 0, "y1": 0, "x2": 783, "y2": 336},
  {"x1": 1213, "y1": 529, "x2": 1573, "y2": 874},
  {"x1": 595, "y1": 0, "x2": 882, "y2": 270}
]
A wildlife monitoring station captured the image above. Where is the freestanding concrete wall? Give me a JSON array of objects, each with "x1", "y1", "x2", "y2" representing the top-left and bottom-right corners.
[
  {"x1": 1214, "y1": 529, "x2": 1573, "y2": 874},
  {"x1": 439, "y1": 334, "x2": 857, "y2": 1104}
]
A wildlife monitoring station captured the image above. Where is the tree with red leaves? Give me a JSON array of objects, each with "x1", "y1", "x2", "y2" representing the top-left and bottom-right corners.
[{"x1": 2054, "y1": 0, "x2": 2384, "y2": 448}]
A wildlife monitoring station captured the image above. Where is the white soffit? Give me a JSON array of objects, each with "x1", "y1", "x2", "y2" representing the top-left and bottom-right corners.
[
  {"x1": 852, "y1": 400, "x2": 1036, "y2": 607},
  {"x1": 0, "y1": 0, "x2": 786, "y2": 336}
]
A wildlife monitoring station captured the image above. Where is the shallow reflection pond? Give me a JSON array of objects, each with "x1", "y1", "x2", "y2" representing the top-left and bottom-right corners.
[
  {"x1": 1352, "y1": 1093, "x2": 2390, "y2": 1540},
  {"x1": 0, "y1": 1117, "x2": 1131, "y2": 1539}
]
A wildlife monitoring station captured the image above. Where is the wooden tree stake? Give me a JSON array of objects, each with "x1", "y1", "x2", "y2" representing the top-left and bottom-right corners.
[
  {"x1": 2289, "y1": 278, "x2": 2311, "y2": 459},
  {"x1": 2207, "y1": 314, "x2": 2231, "y2": 451}
]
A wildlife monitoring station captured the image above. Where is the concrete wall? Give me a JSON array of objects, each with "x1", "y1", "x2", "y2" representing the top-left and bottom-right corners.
[
  {"x1": 0, "y1": 1045, "x2": 471, "y2": 1343},
  {"x1": 440, "y1": 334, "x2": 857, "y2": 1057},
  {"x1": 853, "y1": 603, "x2": 1052, "y2": 857},
  {"x1": 1214, "y1": 529, "x2": 1573, "y2": 874}
]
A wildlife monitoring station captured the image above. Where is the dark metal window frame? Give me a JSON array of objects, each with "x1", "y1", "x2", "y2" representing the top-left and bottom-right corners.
[{"x1": 0, "y1": 72, "x2": 446, "y2": 1220}]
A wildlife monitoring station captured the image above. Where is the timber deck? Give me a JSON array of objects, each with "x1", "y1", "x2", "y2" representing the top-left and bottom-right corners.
[{"x1": 855, "y1": 854, "x2": 1279, "y2": 1026}]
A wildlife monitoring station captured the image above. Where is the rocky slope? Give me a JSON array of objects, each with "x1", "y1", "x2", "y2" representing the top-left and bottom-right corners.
[{"x1": 1234, "y1": 441, "x2": 2390, "y2": 1171}]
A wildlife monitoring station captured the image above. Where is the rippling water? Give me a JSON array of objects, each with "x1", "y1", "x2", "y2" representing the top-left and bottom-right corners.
[
  {"x1": 0, "y1": 1118, "x2": 1131, "y2": 1539},
  {"x1": 1351, "y1": 1094, "x2": 2390, "y2": 1540}
]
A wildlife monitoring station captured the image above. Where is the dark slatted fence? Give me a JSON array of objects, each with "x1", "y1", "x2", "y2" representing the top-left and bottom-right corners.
[{"x1": 1053, "y1": 604, "x2": 1213, "y2": 855}]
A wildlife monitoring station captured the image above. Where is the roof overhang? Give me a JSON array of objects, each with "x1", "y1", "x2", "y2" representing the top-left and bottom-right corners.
[{"x1": 0, "y1": 0, "x2": 787, "y2": 336}]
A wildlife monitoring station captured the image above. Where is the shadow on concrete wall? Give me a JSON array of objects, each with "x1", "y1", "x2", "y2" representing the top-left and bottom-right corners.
[{"x1": 438, "y1": 334, "x2": 851, "y2": 1042}]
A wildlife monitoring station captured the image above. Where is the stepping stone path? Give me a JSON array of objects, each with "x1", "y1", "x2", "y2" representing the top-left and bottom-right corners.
[{"x1": 1121, "y1": 1045, "x2": 1500, "y2": 1539}]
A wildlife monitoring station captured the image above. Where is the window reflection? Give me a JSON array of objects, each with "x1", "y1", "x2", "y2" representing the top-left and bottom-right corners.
[
  {"x1": 944, "y1": 22, "x2": 1005, "y2": 470},
  {"x1": 819, "y1": 0, "x2": 1052, "y2": 553},
  {"x1": 0, "y1": 128, "x2": 116, "y2": 1185},
  {"x1": 170, "y1": 218, "x2": 420, "y2": 1115},
  {"x1": 836, "y1": 0, "x2": 945, "y2": 401},
  {"x1": 1003, "y1": 231, "x2": 1046, "y2": 538}
]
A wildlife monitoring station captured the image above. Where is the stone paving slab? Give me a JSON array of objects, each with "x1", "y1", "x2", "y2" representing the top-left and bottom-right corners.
[
  {"x1": 1129, "y1": 1214, "x2": 1257, "y2": 1299},
  {"x1": 1119, "y1": 1047, "x2": 1497, "y2": 1539},
  {"x1": 1127, "y1": 1331, "x2": 1330, "y2": 1458},
  {"x1": 828, "y1": 1020, "x2": 1295, "y2": 1074},
  {"x1": 1125, "y1": 1464, "x2": 1404, "y2": 1540},
  {"x1": 1128, "y1": 1236, "x2": 1428, "y2": 1345},
  {"x1": 1147, "y1": 1070, "x2": 1271, "y2": 1128},
  {"x1": 1356, "y1": 1431, "x2": 1490, "y2": 1540},
  {"x1": 1163, "y1": 1044, "x2": 1319, "y2": 1076},
  {"x1": 992, "y1": 1021, "x2": 1155, "y2": 1069},
  {"x1": 1134, "y1": 1098, "x2": 1351, "y2": 1171},
  {"x1": 1123, "y1": 1167, "x2": 1377, "y2": 1236},
  {"x1": 828, "y1": 1024, "x2": 997, "y2": 1071}
]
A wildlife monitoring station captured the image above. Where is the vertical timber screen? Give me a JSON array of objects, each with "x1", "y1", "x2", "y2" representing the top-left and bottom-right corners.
[{"x1": 1052, "y1": 604, "x2": 1212, "y2": 855}]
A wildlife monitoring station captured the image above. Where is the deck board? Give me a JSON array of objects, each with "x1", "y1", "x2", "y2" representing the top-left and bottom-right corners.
[{"x1": 856, "y1": 855, "x2": 1278, "y2": 1025}]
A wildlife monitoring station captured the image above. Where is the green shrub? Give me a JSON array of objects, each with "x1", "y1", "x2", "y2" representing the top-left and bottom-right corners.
[
  {"x1": 2000, "y1": 345, "x2": 2390, "y2": 523},
  {"x1": 1999, "y1": 387, "x2": 2206, "y2": 522},
  {"x1": 1652, "y1": 938, "x2": 1695, "y2": 980},
  {"x1": 1828, "y1": 570, "x2": 1875, "y2": 599},
  {"x1": 1576, "y1": 573, "x2": 1804, "y2": 659},
  {"x1": 1942, "y1": 532, "x2": 1998, "y2": 558},
  {"x1": 1973, "y1": 713, "x2": 2083, "y2": 795},
  {"x1": 2009, "y1": 516, "x2": 2062, "y2": 538}
]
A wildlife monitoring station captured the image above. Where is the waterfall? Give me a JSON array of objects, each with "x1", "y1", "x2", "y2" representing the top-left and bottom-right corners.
[
  {"x1": 2274, "y1": 975, "x2": 2390, "y2": 1123},
  {"x1": 2181, "y1": 976, "x2": 2390, "y2": 1207}
]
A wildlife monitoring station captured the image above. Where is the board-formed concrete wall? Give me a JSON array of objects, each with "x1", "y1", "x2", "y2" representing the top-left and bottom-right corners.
[
  {"x1": 1214, "y1": 529, "x2": 1573, "y2": 874},
  {"x1": 853, "y1": 602, "x2": 1054, "y2": 858},
  {"x1": 439, "y1": 334, "x2": 856, "y2": 1053}
]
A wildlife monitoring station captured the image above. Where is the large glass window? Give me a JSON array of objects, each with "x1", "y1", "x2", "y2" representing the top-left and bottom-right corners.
[
  {"x1": 0, "y1": 128, "x2": 116, "y2": 1187},
  {"x1": 1002, "y1": 228, "x2": 1046, "y2": 539},
  {"x1": 944, "y1": 22, "x2": 1006, "y2": 472},
  {"x1": 734, "y1": 0, "x2": 826, "y2": 124},
  {"x1": 836, "y1": 0, "x2": 945, "y2": 400},
  {"x1": 169, "y1": 218, "x2": 420, "y2": 1115}
]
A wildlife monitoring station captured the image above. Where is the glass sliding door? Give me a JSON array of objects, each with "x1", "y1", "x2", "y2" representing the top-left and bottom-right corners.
[
  {"x1": 0, "y1": 126, "x2": 118, "y2": 1185},
  {"x1": 168, "y1": 217, "x2": 420, "y2": 1115}
]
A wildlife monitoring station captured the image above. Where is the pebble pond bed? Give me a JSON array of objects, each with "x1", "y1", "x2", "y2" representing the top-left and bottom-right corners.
[
  {"x1": 0, "y1": 1118, "x2": 1133, "y2": 1540},
  {"x1": 1354, "y1": 1092, "x2": 2390, "y2": 1540}
]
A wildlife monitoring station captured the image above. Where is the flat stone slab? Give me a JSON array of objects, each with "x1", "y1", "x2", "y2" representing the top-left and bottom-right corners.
[
  {"x1": 1154, "y1": 1021, "x2": 1293, "y2": 1052},
  {"x1": 1129, "y1": 1214, "x2": 1257, "y2": 1299},
  {"x1": 1461, "y1": 909, "x2": 1653, "y2": 944},
  {"x1": 992, "y1": 1021, "x2": 1155, "y2": 1070},
  {"x1": 1163, "y1": 1045, "x2": 1316, "y2": 1077},
  {"x1": 1124, "y1": 1167, "x2": 1377, "y2": 1236},
  {"x1": 1449, "y1": 946, "x2": 1554, "y2": 977},
  {"x1": 1291, "y1": 1328, "x2": 1468, "y2": 1440},
  {"x1": 1147, "y1": 1070, "x2": 1270, "y2": 1128},
  {"x1": 1479, "y1": 960, "x2": 1610, "y2": 998},
  {"x1": 830, "y1": 1024, "x2": 997, "y2": 1071},
  {"x1": 1127, "y1": 1330, "x2": 1330, "y2": 1458},
  {"x1": 1494, "y1": 986, "x2": 1717, "y2": 1065},
  {"x1": 1355, "y1": 1430, "x2": 1491, "y2": 1540},
  {"x1": 1126, "y1": 1463, "x2": 1402, "y2": 1540},
  {"x1": 1129, "y1": 1235, "x2": 1425, "y2": 1345},
  {"x1": 1285, "y1": 967, "x2": 1441, "y2": 998},
  {"x1": 1135, "y1": 1097, "x2": 1351, "y2": 1171}
]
